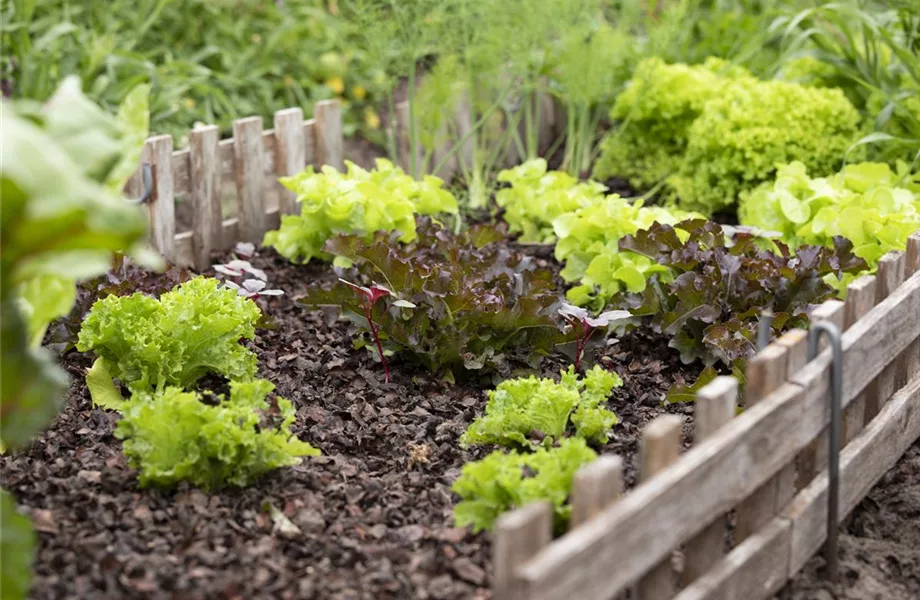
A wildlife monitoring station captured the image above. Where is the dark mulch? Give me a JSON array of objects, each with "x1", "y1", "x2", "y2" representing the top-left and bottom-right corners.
[
  {"x1": 1, "y1": 245, "x2": 700, "y2": 600},
  {"x1": 779, "y1": 441, "x2": 920, "y2": 600}
]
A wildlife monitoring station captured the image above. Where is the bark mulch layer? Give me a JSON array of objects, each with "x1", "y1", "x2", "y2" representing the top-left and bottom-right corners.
[
  {"x1": 1, "y1": 246, "x2": 701, "y2": 600},
  {"x1": 779, "y1": 440, "x2": 920, "y2": 600}
]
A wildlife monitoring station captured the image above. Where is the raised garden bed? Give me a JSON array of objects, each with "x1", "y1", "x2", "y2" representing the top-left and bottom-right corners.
[{"x1": 0, "y1": 245, "x2": 703, "y2": 599}]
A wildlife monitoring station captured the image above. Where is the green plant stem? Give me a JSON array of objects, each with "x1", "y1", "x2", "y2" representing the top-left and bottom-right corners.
[
  {"x1": 408, "y1": 65, "x2": 419, "y2": 178},
  {"x1": 386, "y1": 91, "x2": 398, "y2": 163}
]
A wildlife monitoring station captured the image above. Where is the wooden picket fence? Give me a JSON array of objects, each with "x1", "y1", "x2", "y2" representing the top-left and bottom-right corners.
[
  {"x1": 493, "y1": 234, "x2": 920, "y2": 600},
  {"x1": 124, "y1": 99, "x2": 344, "y2": 270}
]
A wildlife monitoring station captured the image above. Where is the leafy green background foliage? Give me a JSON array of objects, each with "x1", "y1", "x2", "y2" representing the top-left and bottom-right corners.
[
  {"x1": 300, "y1": 218, "x2": 566, "y2": 378},
  {"x1": 616, "y1": 220, "x2": 866, "y2": 376},
  {"x1": 2, "y1": 0, "x2": 388, "y2": 142},
  {"x1": 593, "y1": 57, "x2": 864, "y2": 215},
  {"x1": 670, "y1": 78, "x2": 864, "y2": 214},
  {"x1": 116, "y1": 379, "x2": 319, "y2": 490},
  {"x1": 0, "y1": 490, "x2": 35, "y2": 600},
  {"x1": 496, "y1": 159, "x2": 607, "y2": 243},
  {"x1": 461, "y1": 366, "x2": 621, "y2": 449},
  {"x1": 77, "y1": 277, "x2": 261, "y2": 398},
  {"x1": 452, "y1": 438, "x2": 597, "y2": 533},
  {"x1": 740, "y1": 161, "x2": 920, "y2": 291},
  {"x1": 554, "y1": 197, "x2": 699, "y2": 311},
  {"x1": 264, "y1": 159, "x2": 458, "y2": 264}
]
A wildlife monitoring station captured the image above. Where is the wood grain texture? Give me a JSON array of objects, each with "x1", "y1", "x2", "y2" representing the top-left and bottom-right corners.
[
  {"x1": 736, "y1": 345, "x2": 788, "y2": 544},
  {"x1": 147, "y1": 135, "x2": 176, "y2": 262},
  {"x1": 314, "y1": 99, "x2": 344, "y2": 171},
  {"x1": 637, "y1": 415, "x2": 683, "y2": 600},
  {"x1": 233, "y1": 117, "x2": 267, "y2": 244},
  {"x1": 514, "y1": 275, "x2": 920, "y2": 600},
  {"x1": 784, "y1": 372, "x2": 920, "y2": 576},
  {"x1": 188, "y1": 126, "x2": 222, "y2": 270},
  {"x1": 571, "y1": 456, "x2": 624, "y2": 528},
  {"x1": 901, "y1": 233, "x2": 920, "y2": 382},
  {"x1": 683, "y1": 377, "x2": 738, "y2": 586},
  {"x1": 671, "y1": 518, "x2": 791, "y2": 600},
  {"x1": 864, "y1": 252, "x2": 906, "y2": 422},
  {"x1": 273, "y1": 108, "x2": 306, "y2": 216},
  {"x1": 774, "y1": 329, "x2": 808, "y2": 512},
  {"x1": 494, "y1": 502, "x2": 552, "y2": 600},
  {"x1": 841, "y1": 276, "x2": 878, "y2": 446}
]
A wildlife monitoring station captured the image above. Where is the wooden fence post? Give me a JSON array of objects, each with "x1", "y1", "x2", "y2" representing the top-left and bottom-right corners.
[
  {"x1": 773, "y1": 329, "x2": 808, "y2": 511},
  {"x1": 273, "y1": 107, "x2": 306, "y2": 216},
  {"x1": 904, "y1": 233, "x2": 920, "y2": 381},
  {"x1": 735, "y1": 344, "x2": 788, "y2": 544},
  {"x1": 495, "y1": 502, "x2": 552, "y2": 600},
  {"x1": 571, "y1": 455, "x2": 624, "y2": 528},
  {"x1": 841, "y1": 276, "x2": 878, "y2": 445},
  {"x1": 637, "y1": 415, "x2": 684, "y2": 600},
  {"x1": 233, "y1": 117, "x2": 266, "y2": 244},
  {"x1": 146, "y1": 135, "x2": 176, "y2": 262},
  {"x1": 683, "y1": 377, "x2": 738, "y2": 586},
  {"x1": 864, "y1": 252, "x2": 905, "y2": 421},
  {"x1": 188, "y1": 125, "x2": 221, "y2": 271},
  {"x1": 314, "y1": 99, "x2": 344, "y2": 171}
]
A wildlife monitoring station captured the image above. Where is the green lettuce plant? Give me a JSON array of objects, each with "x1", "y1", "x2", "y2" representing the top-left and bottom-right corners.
[
  {"x1": 263, "y1": 159, "x2": 459, "y2": 264},
  {"x1": 452, "y1": 437, "x2": 598, "y2": 533},
  {"x1": 553, "y1": 197, "x2": 700, "y2": 310},
  {"x1": 592, "y1": 57, "x2": 753, "y2": 189},
  {"x1": 669, "y1": 78, "x2": 864, "y2": 214},
  {"x1": 495, "y1": 159, "x2": 607, "y2": 243},
  {"x1": 116, "y1": 379, "x2": 320, "y2": 490},
  {"x1": 77, "y1": 276, "x2": 261, "y2": 406},
  {"x1": 460, "y1": 365, "x2": 621, "y2": 450},
  {"x1": 739, "y1": 160, "x2": 920, "y2": 291}
]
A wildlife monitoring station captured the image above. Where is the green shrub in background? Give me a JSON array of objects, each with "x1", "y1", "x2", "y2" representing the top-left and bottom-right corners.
[
  {"x1": 591, "y1": 57, "x2": 752, "y2": 189},
  {"x1": 263, "y1": 159, "x2": 459, "y2": 264},
  {"x1": 670, "y1": 78, "x2": 863, "y2": 214},
  {"x1": 740, "y1": 160, "x2": 920, "y2": 291},
  {"x1": 593, "y1": 57, "x2": 863, "y2": 215},
  {"x1": 117, "y1": 379, "x2": 320, "y2": 490},
  {"x1": 1, "y1": 0, "x2": 388, "y2": 144}
]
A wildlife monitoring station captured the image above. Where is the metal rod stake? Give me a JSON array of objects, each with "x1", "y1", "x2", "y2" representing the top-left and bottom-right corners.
[{"x1": 807, "y1": 321, "x2": 843, "y2": 583}]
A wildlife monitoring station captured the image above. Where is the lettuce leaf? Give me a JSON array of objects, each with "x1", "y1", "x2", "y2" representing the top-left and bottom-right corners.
[
  {"x1": 452, "y1": 438, "x2": 597, "y2": 533},
  {"x1": 116, "y1": 379, "x2": 319, "y2": 490},
  {"x1": 77, "y1": 277, "x2": 261, "y2": 399}
]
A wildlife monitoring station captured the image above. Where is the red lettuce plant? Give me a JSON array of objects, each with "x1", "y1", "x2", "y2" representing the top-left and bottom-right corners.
[
  {"x1": 300, "y1": 218, "x2": 568, "y2": 380},
  {"x1": 614, "y1": 219, "x2": 866, "y2": 396}
]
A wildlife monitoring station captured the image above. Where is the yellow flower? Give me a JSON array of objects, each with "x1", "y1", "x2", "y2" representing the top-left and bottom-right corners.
[
  {"x1": 364, "y1": 108, "x2": 381, "y2": 130},
  {"x1": 326, "y1": 76, "x2": 345, "y2": 95},
  {"x1": 182, "y1": 97, "x2": 196, "y2": 110},
  {"x1": 251, "y1": 33, "x2": 262, "y2": 45},
  {"x1": 283, "y1": 75, "x2": 294, "y2": 88},
  {"x1": 352, "y1": 85, "x2": 367, "y2": 100}
]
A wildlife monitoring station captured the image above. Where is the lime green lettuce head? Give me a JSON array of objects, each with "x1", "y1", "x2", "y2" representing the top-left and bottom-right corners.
[
  {"x1": 263, "y1": 158, "x2": 459, "y2": 263},
  {"x1": 739, "y1": 160, "x2": 920, "y2": 291},
  {"x1": 496, "y1": 159, "x2": 608, "y2": 243},
  {"x1": 553, "y1": 196, "x2": 700, "y2": 310}
]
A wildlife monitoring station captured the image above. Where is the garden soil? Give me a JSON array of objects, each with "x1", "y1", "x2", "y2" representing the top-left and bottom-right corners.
[
  {"x1": 1, "y1": 246, "x2": 700, "y2": 600},
  {"x1": 779, "y1": 441, "x2": 920, "y2": 600}
]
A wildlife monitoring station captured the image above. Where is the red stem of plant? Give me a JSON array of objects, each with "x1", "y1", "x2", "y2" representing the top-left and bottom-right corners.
[
  {"x1": 363, "y1": 298, "x2": 390, "y2": 383},
  {"x1": 573, "y1": 321, "x2": 593, "y2": 373}
]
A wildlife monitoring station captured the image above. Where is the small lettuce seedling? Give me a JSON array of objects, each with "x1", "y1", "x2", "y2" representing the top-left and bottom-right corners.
[
  {"x1": 452, "y1": 438, "x2": 598, "y2": 533},
  {"x1": 558, "y1": 303, "x2": 630, "y2": 372},
  {"x1": 116, "y1": 379, "x2": 320, "y2": 490},
  {"x1": 461, "y1": 365, "x2": 621, "y2": 449}
]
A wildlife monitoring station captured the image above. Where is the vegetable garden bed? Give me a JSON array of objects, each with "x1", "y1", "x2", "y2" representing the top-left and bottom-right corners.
[{"x1": 1, "y1": 245, "x2": 703, "y2": 599}]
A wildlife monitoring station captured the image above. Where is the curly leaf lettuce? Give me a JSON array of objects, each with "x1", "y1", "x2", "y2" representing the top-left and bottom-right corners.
[
  {"x1": 452, "y1": 438, "x2": 597, "y2": 533},
  {"x1": 264, "y1": 158, "x2": 459, "y2": 263},
  {"x1": 116, "y1": 379, "x2": 320, "y2": 490},
  {"x1": 460, "y1": 366, "x2": 621, "y2": 449},
  {"x1": 77, "y1": 277, "x2": 261, "y2": 400}
]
